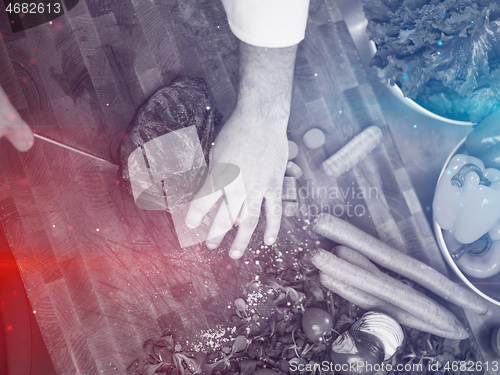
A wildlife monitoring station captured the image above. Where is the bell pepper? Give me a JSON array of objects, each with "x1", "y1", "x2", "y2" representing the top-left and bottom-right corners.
[
  {"x1": 443, "y1": 227, "x2": 500, "y2": 279},
  {"x1": 466, "y1": 108, "x2": 500, "y2": 169},
  {"x1": 433, "y1": 154, "x2": 500, "y2": 244}
]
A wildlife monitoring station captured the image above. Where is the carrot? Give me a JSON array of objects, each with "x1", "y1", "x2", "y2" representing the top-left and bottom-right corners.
[
  {"x1": 334, "y1": 245, "x2": 382, "y2": 275},
  {"x1": 311, "y1": 249, "x2": 466, "y2": 335},
  {"x1": 319, "y1": 273, "x2": 468, "y2": 340},
  {"x1": 331, "y1": 246, "x2": 468, "y2": 339},
  {"x1": 322, "y1": 126, "x2": 383, "y2": 178},
  {"x1": 313, "y1": 213, "x2": 490, "y2": 315}
]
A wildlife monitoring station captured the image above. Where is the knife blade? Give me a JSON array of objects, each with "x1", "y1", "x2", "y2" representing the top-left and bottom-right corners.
[{"x1": 33, "y1": 133, "x2": 118, "y2": 166}]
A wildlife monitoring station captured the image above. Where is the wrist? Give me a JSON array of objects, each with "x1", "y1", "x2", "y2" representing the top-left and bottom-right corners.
[
  {"x1": 235, "y1": 42, "x2": 297, "y2": 130},
  {"x1": 234, "y1": 92, "x2": 291, "y2": 127}
]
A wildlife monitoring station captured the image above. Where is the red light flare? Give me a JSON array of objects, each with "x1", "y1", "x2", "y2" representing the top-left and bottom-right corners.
[
  {"x1": 0, "y1": 181, "x2": 10, "y2": 192},
  {"x1": 16, "y1": 177, "x2": 29, "y2": 187}
]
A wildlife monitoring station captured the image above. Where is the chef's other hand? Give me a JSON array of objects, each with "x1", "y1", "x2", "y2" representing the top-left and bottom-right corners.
[
  {"x1": 0, "y1": 86, "x2": 34, "y2": 152},
  {"x1": 186, "y1": 42, "x2": 297, "y2": 259}
]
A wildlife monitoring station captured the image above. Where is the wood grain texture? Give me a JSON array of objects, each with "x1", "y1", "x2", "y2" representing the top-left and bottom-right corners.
[{"x1": 0, "y1": 0, "x2": 456, "y2": 373}]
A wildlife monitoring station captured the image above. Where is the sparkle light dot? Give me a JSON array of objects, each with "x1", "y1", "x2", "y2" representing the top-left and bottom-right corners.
[
  {"x1": 33, "y1": 310, "x2": 37, "y2": 314},
  {"x1": 49, "y1": 21, "x2": 53, "y2": 25},
  {"x1": 339, "y1": 110, "x2": 343, "y2": 114},
  {"x1": 96, "y1": 228, "x2": 100, "y2": 232},
  {"x1": 438, "y1": 41, "x2": 443, "y2": 46},
  {"x1": 52, "y1": 224, "x2": 56, "y2": 228},
  {"x1": 413, "y1": 124, "x2": 417, "y2": 128},
  {"x1": 6, "y1": 325, "x2": 12, "y2": 331},
  {"x1": 106, "y1": 103, "x2": 110, "y2": 106},
  {"x1": 437, "y1": 51, "x2": 441, "y2": 55},
  {"x1": 206, "y1": 106, "x2": 211, "y2": 110},
  {"x1": 314, "y1": 73, "x2": 318, "y2": 77}
]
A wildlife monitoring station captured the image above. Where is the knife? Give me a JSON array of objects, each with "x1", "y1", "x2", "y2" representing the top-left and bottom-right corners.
[{"x1": 33, "y1": 133, "x2": 118, "y2": 166}]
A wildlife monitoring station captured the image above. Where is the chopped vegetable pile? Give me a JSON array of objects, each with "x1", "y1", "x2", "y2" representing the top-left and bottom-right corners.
[
  {"x1": 128, "y1": 231, "x2": 484, "y2": 375},
  {"x1": 362, "y1": 0, "x2": 500, "y2": 122}
]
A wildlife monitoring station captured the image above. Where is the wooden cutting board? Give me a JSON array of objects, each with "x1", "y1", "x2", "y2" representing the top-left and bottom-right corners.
[{"x1": 0, "y1": 0, "x2": 458, "y2": 373}]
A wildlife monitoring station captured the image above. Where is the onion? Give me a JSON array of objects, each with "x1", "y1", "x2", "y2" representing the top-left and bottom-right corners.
[
  {"x1": 351, "y1": 312, "x2": 404, "y2": 360},
  {"x1": 330, "y1": 330, "x2": 385, "y2": 375}
]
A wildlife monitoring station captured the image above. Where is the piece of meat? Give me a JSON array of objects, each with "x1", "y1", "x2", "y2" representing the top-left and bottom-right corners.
[{"x1": 119, "y1": 77, "x2": 221, "y2": 196}]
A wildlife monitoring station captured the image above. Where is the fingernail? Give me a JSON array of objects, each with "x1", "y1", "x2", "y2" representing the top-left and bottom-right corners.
[
  {"x1": 206, "y1": 242, "x2": 217, "y2": 249},
  {"x1": 266, "y1": 237, "x2": 276, "y2": 245},
  {"x1": 186, "y1": 221, "x2": 196, "y2": 229},
  {"x1": 230, "y1": 249, "x2": 243, "y2": 259}
]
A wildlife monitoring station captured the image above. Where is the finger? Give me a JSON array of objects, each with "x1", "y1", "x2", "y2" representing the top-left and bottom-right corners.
[
  {"x1": 263, "y1": 187, "x2": 283, "y2": 246},
  {"x1": 185, "y1": 189, "x2": 222, "y2": 229},
  {"x1": 229, "y1": 198, "x2": 262, "y2": 259},
  {"x1": 5, "y1": 119, "x2": 34, "y2": 152},
  {"x1": 0, "y1": 90, "x2": 34, "y2": 152},
  {"x1": 205, "y1": 188, "x2": 246, "y2": 248},
  {"x1": 205, "y1": 233, "x2": 225, "y2": 250}
]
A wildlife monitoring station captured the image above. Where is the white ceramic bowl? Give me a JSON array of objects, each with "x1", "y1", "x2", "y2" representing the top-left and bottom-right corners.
[{"x1": 433, "y1": 138, "x2": 500, "y2": 307}]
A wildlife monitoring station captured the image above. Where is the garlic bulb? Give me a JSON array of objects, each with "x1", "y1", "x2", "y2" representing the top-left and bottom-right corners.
[{"x1": 351, "y1": 312, "x2": 404, "y2": 360}]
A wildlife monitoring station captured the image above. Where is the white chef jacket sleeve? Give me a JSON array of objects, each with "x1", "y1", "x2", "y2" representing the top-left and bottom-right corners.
[{"x1": 221, "y1": 0, "x2": 310, "y2": 48}]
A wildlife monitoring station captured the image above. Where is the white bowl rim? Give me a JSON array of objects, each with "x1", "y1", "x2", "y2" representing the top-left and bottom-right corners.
[
  {"x1": 368, "y1": 41, "x2": 476, "y2": 126},
  {"x1": 433, "y1": 137, "x2": 500, "y2": 307},
  {"x1": 386, "y1": 84, "x2": 476, "y2": 126}
]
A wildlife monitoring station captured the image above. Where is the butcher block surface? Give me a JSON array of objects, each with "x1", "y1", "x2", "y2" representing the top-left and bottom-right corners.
[{"x1": 0, "y1": 0, "x2": 461, "y2": 373}]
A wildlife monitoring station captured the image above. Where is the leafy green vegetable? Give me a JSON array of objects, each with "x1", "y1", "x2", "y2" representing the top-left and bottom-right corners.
[{"x1": 363, "y1": 0, "x2": 500, "y2": 122}]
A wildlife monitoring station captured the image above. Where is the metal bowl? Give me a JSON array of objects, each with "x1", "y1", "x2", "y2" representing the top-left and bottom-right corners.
[{"x1": 433, "y1": 139, "x2": 500, "y2": 307}]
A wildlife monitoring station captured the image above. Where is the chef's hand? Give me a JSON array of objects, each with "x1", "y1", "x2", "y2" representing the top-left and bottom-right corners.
[
  {"x1": 0, "y1": 86, "x2": 34, "y2": 151},
  {"x1": 186, "y1": 42, "x2": 298, "y2": 259}
]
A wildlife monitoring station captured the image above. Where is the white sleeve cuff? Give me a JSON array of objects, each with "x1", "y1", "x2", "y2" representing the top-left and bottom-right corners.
[{"x1": 222, "y1": 0, "x2": 310, "y2": 48}]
